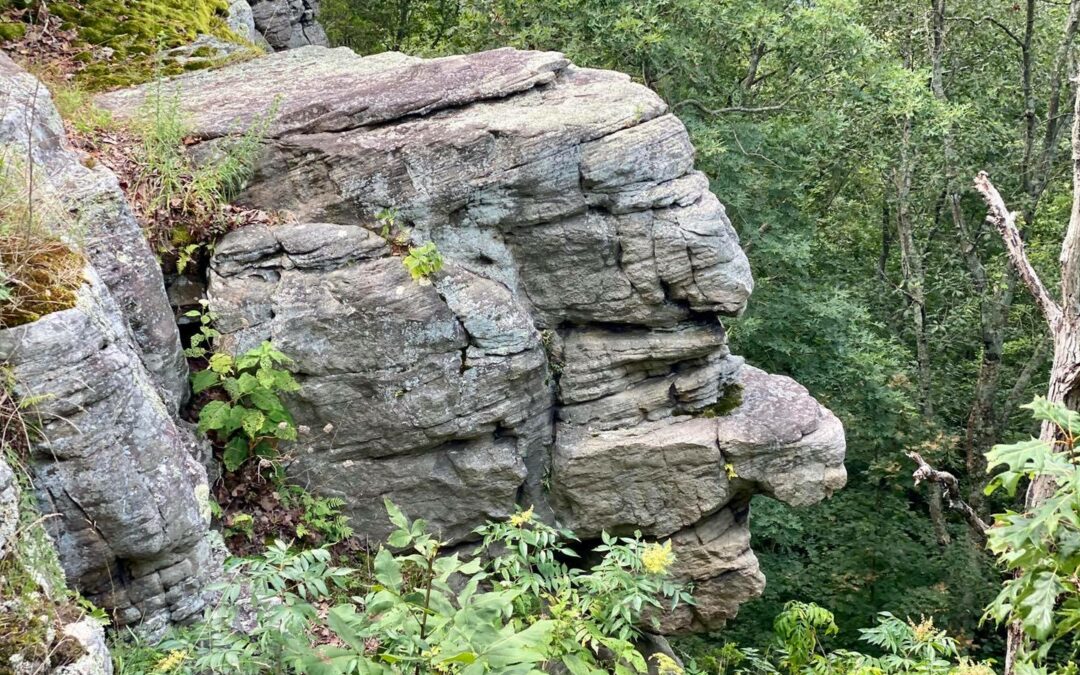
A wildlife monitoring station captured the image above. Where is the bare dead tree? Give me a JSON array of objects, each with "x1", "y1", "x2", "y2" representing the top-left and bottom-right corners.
[{"x1": 972, "y1": 75, "x2": 1080, "y2": 675}]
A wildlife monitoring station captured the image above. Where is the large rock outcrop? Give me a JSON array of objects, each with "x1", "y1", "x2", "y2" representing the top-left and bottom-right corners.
[
  {"x1": 96, "y1": 46, "x2": 847, "y2": 630},
  {"x1": 1, "y1": 54, "x2": 217, "y2": 631}
]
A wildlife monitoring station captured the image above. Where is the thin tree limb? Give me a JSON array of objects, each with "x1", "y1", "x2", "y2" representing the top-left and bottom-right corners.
[
  {"x1": 974, "y1": 171, "x2": 1063, "y2": 327},
  {"x1": 906, "y1": 451, "x2": 990, "y2": 538}
]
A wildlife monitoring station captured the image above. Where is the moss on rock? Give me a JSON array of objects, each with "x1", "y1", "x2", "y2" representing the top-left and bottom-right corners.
[{"x1": 9, "y1": 0, "x2": 253, "y2": 90}]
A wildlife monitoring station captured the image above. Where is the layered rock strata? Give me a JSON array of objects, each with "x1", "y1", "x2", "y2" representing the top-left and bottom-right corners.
[
  {"x1": 1, "y1": 54, "x2": 217, "y2": 631},
  {"x1": 100, "y1": 46, "x2": 848, "y2": 630}
]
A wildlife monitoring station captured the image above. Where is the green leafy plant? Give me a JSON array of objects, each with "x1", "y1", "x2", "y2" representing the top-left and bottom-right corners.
[
  {"x1": 128, "y1": 501, "x2": 694, "y2": 674},
  {"x1": 681, "y1": 604, "x2": 982, "y2": 675},
  {"x1": 982, "y1": 398, "x2": 1080, "y2": 669},
  {"x1": 279, "y1": 483, "x2": 355, "y2": 544},
  {"x1": 402, "y1": 241, "x2": 444, "y2": 282},
  {"x1": 191, "y1": 340, "x2": 300, "y2": 472}
]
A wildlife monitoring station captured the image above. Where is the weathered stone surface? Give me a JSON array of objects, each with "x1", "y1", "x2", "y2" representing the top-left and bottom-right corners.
[
  {"x1": 553, "y1": 418, "x2": 728, "y2": 539},
  {"x1": 1, "y1": 53, "x2": 189, "y2": 413},
  {"x1": 0, "y1": 457, "x2": 17, "y2": 558},
  {"x1": 719, "y1": 367, "x2": 847, "y2": 507},
  {"x1": 0, "y1": 270, "x2": 216, "y2": 630},
  {"x1": 209, "y1": 222, "x2": 552, "y2": 542},
  {"x1": 54, "y1": 617, "x2": 113, "y2": 675},
  {"x1": 249, "y1": 0, "x2": 328, "y2": 50},
  {"x1": 227, "y1": 0, "x2": 263, "y2": 45},
  {"x1": 98, "y1": 46, "x2": 844, "y2": 630},
  {"x1": 660, "y1": 505, "x2": 765, "y2": 633}
]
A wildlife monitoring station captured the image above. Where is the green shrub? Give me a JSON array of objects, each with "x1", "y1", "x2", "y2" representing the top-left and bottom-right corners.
[
  {"x1": 681, "y1": 602, "x2": 990, "y2": 675},
  {"x1": 136, "y1": 501, "x2": 691, "y2": 674},
  {"x1": 982, "y1": 398, "x2": 1080, "y2": 670},
  {"x1": 403, "y1": 241, "x2": 444, "y2": 282},
  {"x1": 189, "y1": 338, "x2": 300, "y2": 473}
]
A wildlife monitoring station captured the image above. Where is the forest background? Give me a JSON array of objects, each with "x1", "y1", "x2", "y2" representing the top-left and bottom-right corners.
[{"x1": 316, "y1": 0, "x2": 1080, "y2": 659}]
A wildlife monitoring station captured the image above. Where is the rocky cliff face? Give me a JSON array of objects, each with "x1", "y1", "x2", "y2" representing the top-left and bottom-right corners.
[
  {"x1": 0, "y1": 53, "x2": 218, "y2": 634},
  {"x1": 242, "y1": 0, "x2": 329, "y2": 50},
  {"x1": 97, "y1": 46, "x2": 847, "y2": 632}
]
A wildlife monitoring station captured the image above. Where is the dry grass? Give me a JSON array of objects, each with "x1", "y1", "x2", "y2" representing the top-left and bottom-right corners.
[{"x1": 0, "y1": 149, "x2": 85, "y2": 329}]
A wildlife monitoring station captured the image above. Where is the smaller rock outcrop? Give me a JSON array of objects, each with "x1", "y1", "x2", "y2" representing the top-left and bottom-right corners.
[
  {"x1": 248, "y1": 0, "x2": 328, "y2": 50},
  {"x1": 0, "y1": 270, "x2": 217, "y2": 631},
  {"x1": 0, "y1": 53, "x2": 189, "y2": 413}
]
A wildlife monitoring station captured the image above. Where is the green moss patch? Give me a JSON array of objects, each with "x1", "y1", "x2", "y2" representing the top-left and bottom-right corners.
[
  {"x1": 2, "y1": 0, "x2": 253, "y2": 90},
  {"x1": 696, "y1": 383, "x2": 744, "y2": 419}
]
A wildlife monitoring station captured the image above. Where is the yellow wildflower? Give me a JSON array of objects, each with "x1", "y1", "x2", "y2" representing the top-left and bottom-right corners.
[
  {"x1": 642, "y1": 540, "x2": 676, "y2": 575},
  {"x1": 724, "y1": 463, "x2": 738, "y2": 479},
  {"x1": 910, "y1": 616, "x2": 935, "y2": 641},
  {"x1": 651, "y1": 653, "x2": 684, "y2": 675},
  {"x1": 153, "y1": 650, "x2": 189, "y2": 673},
  {"x1": 509, "y1": 505, "x2": 534, "y2": 528},
  {"x1": 951, "y1": 659, "x2": 995, "y2": 675}
]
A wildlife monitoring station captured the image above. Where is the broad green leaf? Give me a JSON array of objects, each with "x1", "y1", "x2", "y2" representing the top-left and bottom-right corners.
[
  {"x1": 197, "y1": 400, "x2": 231, "y2": 434},
  {"x1": 191, "y1": 369, "x2": 219, "y2": 394}
]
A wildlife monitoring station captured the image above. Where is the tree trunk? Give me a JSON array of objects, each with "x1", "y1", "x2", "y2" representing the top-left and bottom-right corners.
[{"x1": 975, "y1": 79, "x2": 1080, "y2": 674}]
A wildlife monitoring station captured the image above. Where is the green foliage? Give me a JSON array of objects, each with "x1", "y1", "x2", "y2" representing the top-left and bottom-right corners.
[
  {"x1": 135, "y1": 87, "x2": 270, "y2": 253},
  {"x1": 982, "y1": 399, "x2": 1080, "y2": 669},
  {"x1": 681, "y1": 603, "x2": 987, "y2": 675},
  {"x1": 403, "y1": 241, "x2": 444, "y2": 282},
  {"x1": 51, "y1": 83, "x2": 114, "y2": 135},
  {"x1": 279, "y1": 483, "x2": 356, "y2": 544},
  {"x1": 45, "y1": 0, "x2": 250, "y2": 89},
  {"x1": 189, "y1": 337, "x2": 301, "y2": 473},
  {"x1": 124, "y1": 501, "x2": 692, "y2": 674}
]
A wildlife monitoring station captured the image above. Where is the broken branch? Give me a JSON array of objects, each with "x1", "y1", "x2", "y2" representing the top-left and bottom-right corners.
[
  {"x1": 974, "y1": 171, "x2": 1063, "y2": 327},
  {"x1": 907, "y1": 451, "x2": 990, "y2": 539}
]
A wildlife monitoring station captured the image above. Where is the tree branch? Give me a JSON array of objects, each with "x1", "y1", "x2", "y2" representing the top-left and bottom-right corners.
[
  {"x1": 974, "y1": 171, "x2": 1063, "y2": 327},
  {"x1": 670, "y1": 98, "x2": 789, "y2": 116},
  {"x1": 907, "y1": 451, "x2": 990, "y2": 539}
]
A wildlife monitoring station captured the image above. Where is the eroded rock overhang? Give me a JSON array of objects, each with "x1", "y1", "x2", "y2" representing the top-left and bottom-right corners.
[{"x1": 98, "y1": 45, "x2": 847, "y2": 632}]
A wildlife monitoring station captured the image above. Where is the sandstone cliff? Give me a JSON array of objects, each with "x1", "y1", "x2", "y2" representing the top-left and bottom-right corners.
[
  {"x1": 98, "y1": 46, "x2": 847, "y2": 632},
  {"x1": 0, "y1": 40, "x2": 846, "y2": 648}
]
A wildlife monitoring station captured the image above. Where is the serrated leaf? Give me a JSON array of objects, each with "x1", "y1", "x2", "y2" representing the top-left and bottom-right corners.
[
  {"x1": 197, "y1": 400, "x2": 231, "y2": 434},
  {"x1": 241, "y1": 409, "x2": 265, "y2": 439},
  {"x1": 209, "y1": 352, "x2": 234, "y2": 374},
  {"x1": 191, "y1": 369, "x2": 219, "y2": 394},
  {"x1": 223, "y1": 437, "x2": 249, "y2": 472}
]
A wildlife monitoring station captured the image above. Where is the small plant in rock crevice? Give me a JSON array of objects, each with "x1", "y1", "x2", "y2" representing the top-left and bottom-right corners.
[
  {"x1": 132, "y1": 87, "x2": 278, "y2": 263},
  {"x1": 190, "y1": 339, "x2": 300, "y2": 473},
  {"x1": 0, "y1": 136, "x2": 85, "y2": 328},
  {"x1": 403, "y1": 241, "x2": 444, "y2": 282}
]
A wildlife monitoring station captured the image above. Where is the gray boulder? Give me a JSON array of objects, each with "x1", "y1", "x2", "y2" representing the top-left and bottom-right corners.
[
  {"x1": 1, "y1": 55, "x2": 216, "y2": 630},
  {"x1": 98, "y1": 46, "x2": 845, "y2": 631},
  {"x1": 248, "y1": 0, "x2": 328, "y2": 50},
  {"x1": 0, "y1": 457, "x2": 16, "y2": 558},
  {"x1": 0, "y1": 53, "x2": 189, "y2": 413}
]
